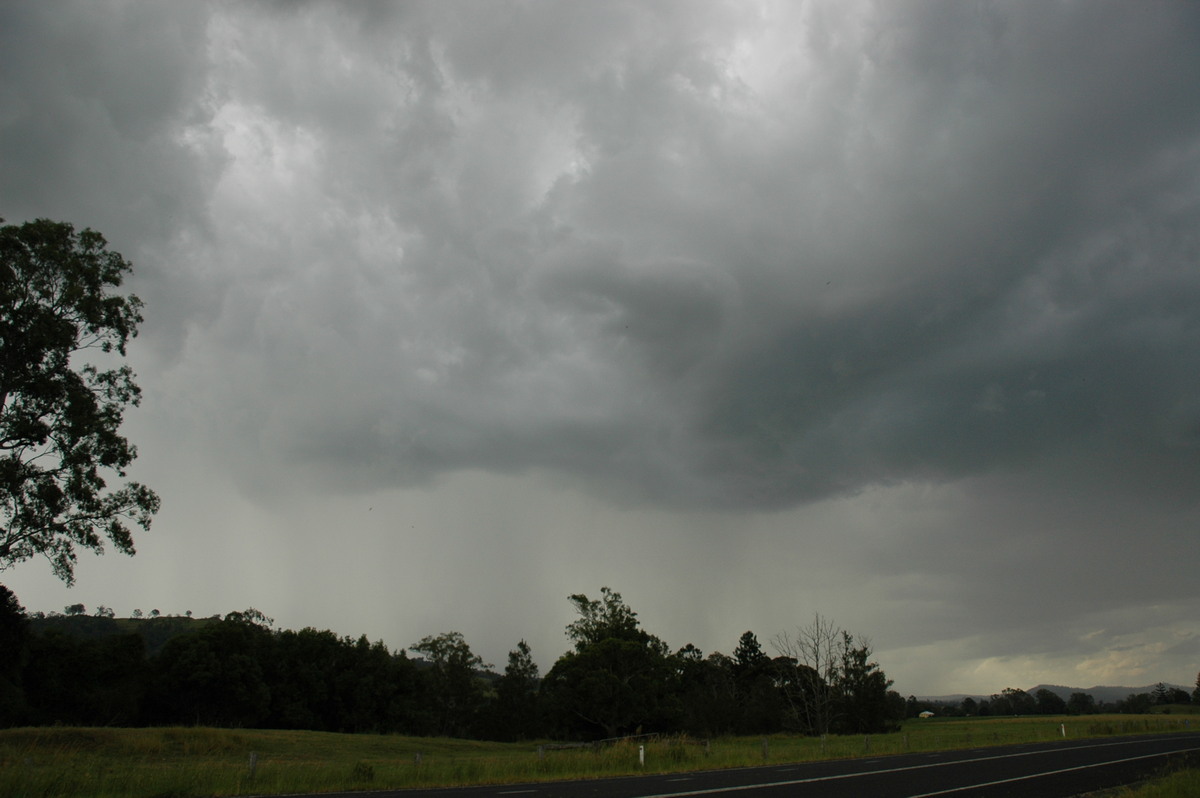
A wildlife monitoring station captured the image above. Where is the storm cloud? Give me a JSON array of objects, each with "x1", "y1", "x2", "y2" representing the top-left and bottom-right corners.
[{"x1": 2, "y1": 0, "x2": 1198, "y2": 695}]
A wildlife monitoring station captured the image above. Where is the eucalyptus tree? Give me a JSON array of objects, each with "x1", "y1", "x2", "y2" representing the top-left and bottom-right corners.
[
  {"x1": 0, "y1": 219, "x2": 158, "y2": 584},
  {"x1": 410, "y1": 631, "x2": 492, "y2": 738},
  {"x1": 542, "y1": 588, "x2": 677, "y2": 739}
]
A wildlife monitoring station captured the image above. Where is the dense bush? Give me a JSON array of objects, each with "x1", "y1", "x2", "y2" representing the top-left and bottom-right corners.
[{"x1": 0, "y1": 584, "x2": 908, "y2": 740}]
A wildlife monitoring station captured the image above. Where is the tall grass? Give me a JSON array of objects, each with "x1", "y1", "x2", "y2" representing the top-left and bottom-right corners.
[
  {"x1": 1105, "y1": 752, "x2": 1200, "y2": 798},
  {"x1": 1112, "y1": 769, "x2": 1200, "y2": 798},
  {"x1": 1, "y1": 715, "x2": 1195, "y2": 798}
]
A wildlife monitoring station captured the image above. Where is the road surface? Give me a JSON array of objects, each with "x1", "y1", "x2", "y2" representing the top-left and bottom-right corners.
[{"x1": 281, "y1": 732, "x2": 1200, "y2": 798}]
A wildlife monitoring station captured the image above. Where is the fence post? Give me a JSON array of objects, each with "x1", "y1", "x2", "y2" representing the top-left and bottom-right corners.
[
  {"x1": 248, "y1": 752, "x2": 258, "y2": 781},
  {"x1": 639, "y1": 745, "x2": 645, "y2": 768},
  {"x1": 761, "y1": 737, "x2": 769, "y2": 761}
]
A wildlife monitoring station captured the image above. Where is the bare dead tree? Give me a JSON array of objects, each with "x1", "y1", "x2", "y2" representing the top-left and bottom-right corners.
[{"x1": 772, "y1": 613, "x2": 841, "y2": 735}]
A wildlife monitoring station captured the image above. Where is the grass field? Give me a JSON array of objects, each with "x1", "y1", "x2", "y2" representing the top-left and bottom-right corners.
[
  {"x1": 1, "y1": 715, "x2": 1196, "y2": 798},
  {"x1": 1106, "y1": 766, "x2": 1200, "y2": 798}
]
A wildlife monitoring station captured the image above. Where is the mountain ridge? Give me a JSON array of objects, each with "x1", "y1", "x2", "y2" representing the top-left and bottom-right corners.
[{"x1": 918, "y1": 683, "x2": 1189, "y2": 705}]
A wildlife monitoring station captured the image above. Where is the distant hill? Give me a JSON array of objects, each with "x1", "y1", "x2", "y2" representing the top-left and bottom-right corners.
[
  {"x1": 919, "y1": 683, "x2": 1189, "y2": 705},
  {"x1": 916, "y1": 693, "x2": 988, "y2": 704},
  {"x1": 1027, "y1": 684, "x2": 1188, "y2": 705},
  {"x1": 28, "y1": 613, "x2": 502, "y2": 679},
  {"x1": 29, "y1": 614, "x2": 216, "y2": 657}
]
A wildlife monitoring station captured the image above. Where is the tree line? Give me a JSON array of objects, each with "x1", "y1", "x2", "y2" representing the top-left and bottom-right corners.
[
  {"x1": 905, "y1": 681, "x2": 1200, "y2": 720},
  {"x1": 0, "y1": 585, "x2": 902, "y2": 740}
]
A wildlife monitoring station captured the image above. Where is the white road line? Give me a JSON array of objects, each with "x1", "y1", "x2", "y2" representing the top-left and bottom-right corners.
[
  {"x1": 907, "y1": 747, "x2": 1200, "y2": 797},
  {"x1": 631, "y1": 737, "x2": 1200, "y2": 798}
]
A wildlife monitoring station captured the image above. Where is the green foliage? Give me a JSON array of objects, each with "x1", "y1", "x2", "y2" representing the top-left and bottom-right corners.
[
  {"x1": 3, "y1": 585, "x2": 1184, "y2": 747},
  {"x1": 1152, "y1": 683, "x2": 1192, "y2": 706},
  {"x1": 410, "y1": 632, "x2": 492, "y2": 738},
  {"x1": 543, "y1": 588, "x2": 677, "y2": 739},
  {"x1": 1, "y1": 591, "x2": 909, "y2": 742},
  {"x1": 224, "y1": 608, "x2": 274, "y2": 629},
  {"x1": 1122, "y1": 692, "x2": 1155, "y2": 714},
  {"x1": 6, "y1": 609, "x2": 423, "y2": 733},
  {"x1": 1035, "y1": 688, "x2": 1068, "y2": 715},
  {"x1": 831, "y1": 630, "x2": 895, "y2": 733},
  {"x1": 150, "y1": 619, "x2": 273, "y2": 727},
  {"x1": 0, "y1": 218, "x2": 159, "y2": 585},
  {"x1": 487, "y1": 640, "x2": 541, "y2": 741},
  {"x1": 21, "y1": 630, "x2": 146, "y2": 726},
  {"x1": 731, "y1": 630, "x2": 793, "y2": 734},
  {"x1": 1068, "y1": 691, "x2": 1098, "y2": 715},
  {"x1": 543, "y1": 637, "x2": 677, "y2": 738},
  {"x1": 987, "y1": 686, "x2": 1037, "y2": 716},
  {"x1": 565, "y1": 587, "x2": 646, "y2": 651},
  {"x1": 772, "y1": 615, "x2": 897, "y2": 735},
  {"x1": 673, "y1": 648, "x2": 739, "y2": 737},
  {"x1": 0, "y1": 585, "x2": 28, "y2": 723},
  {"x1": 733, "y1": 631, "x2": 768, "y2": 673}
]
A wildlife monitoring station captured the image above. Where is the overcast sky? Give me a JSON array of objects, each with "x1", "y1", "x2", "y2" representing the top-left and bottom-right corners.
[{"x1": 3, "y1": 0, "x2": 1199, "y2": 697}]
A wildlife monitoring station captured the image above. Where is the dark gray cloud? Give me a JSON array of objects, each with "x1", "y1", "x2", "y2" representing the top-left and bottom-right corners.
[
  {"x1": 2, "y1": 0, "x2": 1198, "y2": 694},
  {"x1": 0, "y1": 2, "x2": 212, "y2": 235}
]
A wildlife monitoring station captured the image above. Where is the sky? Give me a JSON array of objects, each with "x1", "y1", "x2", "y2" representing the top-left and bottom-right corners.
[{"x1": 2, "y1": 0, "x2": 1198, "y2": 698}]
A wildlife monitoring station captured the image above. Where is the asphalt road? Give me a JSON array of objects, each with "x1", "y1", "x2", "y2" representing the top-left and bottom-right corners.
[{"x1": 287, "y1": 732, "x2": 1200, "y2": 798}]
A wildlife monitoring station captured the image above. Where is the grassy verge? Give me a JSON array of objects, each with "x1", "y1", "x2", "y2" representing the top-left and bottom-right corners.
[
  {"x1": 1108, "y1": 769, "x2": 1200, "y2": 798},
  {"x1": 1092, "y1": 752, "x2": 1200, "y2": 798},
  {"x1": 1, "y1": 715, "x2": 1196, "y2": 798}
]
